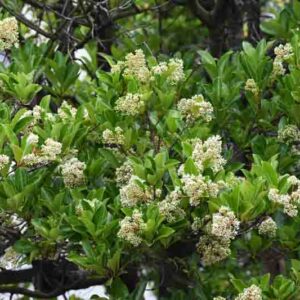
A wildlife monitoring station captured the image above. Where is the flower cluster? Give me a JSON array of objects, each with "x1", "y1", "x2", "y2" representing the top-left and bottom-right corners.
[
  {"x1": 211, "y1": 206, "x2": 240, "y2": 240},
  {"x1": 268, "y1": 187, "x2": 300, "y2": 217},
  {"x1": 123, "y1": 49, "x2": 151, "y2": 83},
  {"x1": 115, "y1": 93, "x2": 144, "y2": 116},
  {"x1": 119, "y1": 177, "x2": 152, "y2": 207},
  {"x1": 245, "y1": 79, "x2": 259, "y2": 96},
  {"x1": 159, "y1": 188, "x2": 185, "y2": 222},
  {"x1": 196, "y1": 235, "x2": 231, "y2": 266},
  {"x1": 118, "y1": 209, "x2": 146, "y2": 246},
  {"x1": 58, "y1": 101, "x2": 77, "y2": 120},
  {"x1": 196, "y1": 207, "x2": 239, "y2": 265},
  {"x1": 22, "y1": 138, "x2": 62, "y2": 166},
  {"x1": 102, "y1": 127, "x2": 125, "y2": 146},
  {"x1": 258, "y1": 217, "x2": 277, "y2": 238},
  {"x1": 272, "y1": 43, "x2": 293, "y2": 78},
  {"x1": 165, "y1": 58, "x2": 185, "y2": 84},
  {"x1": 0, "y1": 154, "x2": 9, "y2": 171},
  {"x1": 0, "y1": 17, "x2": 18, "y2": 50},
  {"x1": 235, "y1": 284, "x2": 262, "y2": 300},
  {"x1": 278, "y1": 125, "x2": 300, "y2": 144},
  {"x1": 177, "y1": 94, "x2": 214, "y2": 123},
  {"x1": 213, "y1": 297, "x2": 226, "y2": 300},
  {"x1": 60, "y1": 157, "x2": 86, "y2": 188},
  {"x1": 191, "y1": 135, "x2": 226, "y2": 173},
  {"x1": 111, "y1": 49, "x2": 185, "y2": 85},
  {"x1": 115, "y1": 161, "x2": 133, "y2": 186}
]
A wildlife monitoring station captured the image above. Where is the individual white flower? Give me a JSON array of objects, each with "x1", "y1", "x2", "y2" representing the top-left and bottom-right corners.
[
  {"x1": 60, "y1": 157, "x2": 86, "y2": 188},
  {"x1": 102, "y1": 127, "x2": 125, "y2": 146},
  {"x1": 245, "y1": 79, "x2": 259, "y2": 96},
  {"x1": 0, "y1": 17, "x2": 18, "y2": 50},
  {"x1": 191, "y1": 135, "x2": 226, "y2": 173},
  {"x1": 119, "y1": 177, "x2": 151, "y2": 207},
  {"x1": 0, "y1": 154, "x2": 9, "y2": 170},
  {"x1": 41, "y1": 138, "x2": 62, "y2": 161},
  {"x1": 118, "y1": 209, "x2": 146, "y2": 246},
  {"x1": 177, "y1": 94, "x2": 214, "y2": 123},
  {"x1": 115, "y1": 93, "x2": 144, "y2": 116},
  {"x1": 235, "y1": 284, "x2": 262, "y2": 300},
  {"x1": 258, "y1": 217, "x2": 277, "y2": 238},
  {"x1": 211, "y1": 206, "x2": 240, "y2": 240}
]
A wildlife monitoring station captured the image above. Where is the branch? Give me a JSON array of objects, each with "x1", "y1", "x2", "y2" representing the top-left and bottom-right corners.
[
  {"x1": 0, "y1": 268, "x2": 107, "y2": 298},
  {"x1": 0, "y1": 269, "x2": 33, "y2": 285}
]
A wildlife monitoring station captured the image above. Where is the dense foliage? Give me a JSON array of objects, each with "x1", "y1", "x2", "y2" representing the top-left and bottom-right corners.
[{"x1": 1, "y1": 0, "x2": 300, "y2": 299}]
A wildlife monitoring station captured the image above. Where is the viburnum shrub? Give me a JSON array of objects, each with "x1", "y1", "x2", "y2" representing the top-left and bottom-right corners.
[{"x1": 1, "y1": 14, "x2": 300, "y2": 300}]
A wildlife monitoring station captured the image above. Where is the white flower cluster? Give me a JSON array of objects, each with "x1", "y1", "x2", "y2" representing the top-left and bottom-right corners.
[
  {"x1": 258, "y1": 217, "x2": 277, "y2": 238},
  {"x1": 22, "y1": 138, "x2": 62, "y2": 166},
  {"x1": 120, "y1": 177, "x2": 152, "y2": 207},
  {"x1": 159, "y1": 188, "x2": 185, "y2": 222},
  {"x1": 102, "y1": 127, "x2": 125, "y2": 146},
  {"x1": 116, "y1": 161, "x2": 133, "y2": 186},
  {"x1": 272, "y1": 43, "x2": 293, "y2": 78},
  {"x1": 115, "y1": 93, "x2": 144, "y2": 116},
  {"x1": 60, "y1": 157, "x2": 86, "y2": 188},
  {"x1": 235, "y1": 284, "x2": 262, "y2": 300},
  {"x1": 196, "y1": 207, "x2": 239, "y2": 265},
  {"x1": 211, "y1": 206, "x2": 240, "y2": 240},
  {"x1": 0, "y1": 154, "x2": 9, "y2": 171},
  {"x1": 0, "y1": 17, "x2": 18, "y2": 50},
  {"x1": 213, "y1": 297, "x2": 226, "y2": 300},
  {"x1": 196, "y1": 235, "x2": 231, "y2": 266},
  {"x1": 177, "y1": 94, "x2": 214, "y2": 123},
  {"x1": 27, "y1": 133, "x2": 39, "y2": 145},
  {"x1": 268, "y1": 186, "x2": 300, "y2": 217},
  {"x1": 0, "y1": 247, "x2": 20, "y2": 269},
  {"x1": 278, "y1": 125, "x2": 300, "y2": 144},
  {"x1": 124, "y1": 49, "x2": 151, "y2": 83},
  {"x1": 111, "y1": 49, "x2": 185, "y2": 85},
  {"x1": 164, "y1": 58, "x2": 185, "y2": 84},
  {"x1": 245, "y1": 79, "x2": 259, "y2": 97},
  {"x1": 58, "y1": 101, "x2": 77, "y2": 120},
  {"x1": 191, "y1": 135, "x2": 226, "y2": 173},
  {"x1": 118, "y1": 209, "x2": 146, "y2": 246}
]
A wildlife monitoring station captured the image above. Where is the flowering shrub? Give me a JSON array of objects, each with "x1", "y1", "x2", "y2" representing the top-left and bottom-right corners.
[{"x1": 1, "y1": 9, "x2": 300, "y2": 299}]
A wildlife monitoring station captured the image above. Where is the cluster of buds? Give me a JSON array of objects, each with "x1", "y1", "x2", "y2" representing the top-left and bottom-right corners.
[
  {"x1": 258, "y1": 217, "x2": 277, "y2": 238},
  {"x1": 245, "y1": 79, "x2": 259, "y2": 97}
]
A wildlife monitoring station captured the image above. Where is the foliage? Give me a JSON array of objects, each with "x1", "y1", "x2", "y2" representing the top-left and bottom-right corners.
[{"x1": 0, "y1": 1, "x2": 300, "y2": 300}]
